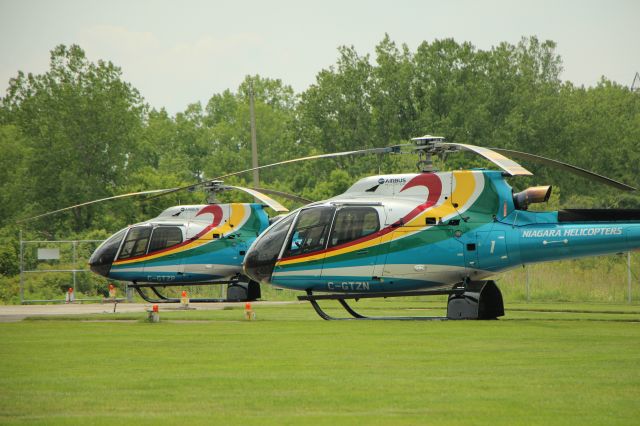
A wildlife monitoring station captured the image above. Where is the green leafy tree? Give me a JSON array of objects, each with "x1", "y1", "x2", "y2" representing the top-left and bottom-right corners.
[
  {"x1": 1, "y1": 45, "x2": 146, "y2": 233},
  {"x1": 0, "y1": 125, "x2": 31, "y2": 226},
  {"x1": 203, "y1": 76, "x2": 300, "y2": 187}
]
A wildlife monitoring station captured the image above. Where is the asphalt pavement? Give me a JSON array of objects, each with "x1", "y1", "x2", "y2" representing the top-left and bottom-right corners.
[{"x1": 0, "y1": 301, "x2": 296, "y2": 322}]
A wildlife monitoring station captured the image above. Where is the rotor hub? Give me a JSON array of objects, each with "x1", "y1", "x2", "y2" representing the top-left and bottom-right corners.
[
  {"x1": 202, "y1": 180, "x2": 228, "y2": 204},
  {"x1": 411, "y1": 135, "x2": 449, "y2": 172}
]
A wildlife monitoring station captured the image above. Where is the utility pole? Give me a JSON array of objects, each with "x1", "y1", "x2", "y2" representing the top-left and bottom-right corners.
[
  {"x1": 632, "y1": 72, "x2": 640, "y2": 93},
  {"x1": 19, "y1": 229, "x2": 23, "y2": 304},
  {"x1": 249, "y1": 79, "x2": 259, "y2": 190}
]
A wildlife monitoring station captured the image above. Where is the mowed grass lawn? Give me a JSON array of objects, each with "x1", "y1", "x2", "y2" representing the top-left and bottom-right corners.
[{"x1": 1, "y1": 302, "x2": 640, "y2": 425}]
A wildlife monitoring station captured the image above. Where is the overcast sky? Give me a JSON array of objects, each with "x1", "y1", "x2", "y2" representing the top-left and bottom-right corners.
[{"x1": 1, "y1": 0, "x2": 638, "y2": 115}]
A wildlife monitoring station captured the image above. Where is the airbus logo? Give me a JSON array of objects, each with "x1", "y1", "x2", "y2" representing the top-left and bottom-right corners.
[{"x1": 378, "y1": 177, "x2": 407, "y2": 184}]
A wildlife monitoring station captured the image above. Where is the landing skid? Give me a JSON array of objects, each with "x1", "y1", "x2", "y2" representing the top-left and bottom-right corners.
[
  {"x1": 134, "y1": 286, "x2": 231, "y2": 304},
  {"x1": 299, "y1": 281, "x2": 505, "y2": 321},
  {"x1": 129, "y1": 279, "x2": 261, "y2": 303},
  {"x1": 300, "y1": 289, "x2": 462, "y2": 321}
]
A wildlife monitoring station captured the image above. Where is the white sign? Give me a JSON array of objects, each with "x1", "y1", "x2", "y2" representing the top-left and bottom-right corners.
[{"x1": 37, "y1": 248, "x2": 60, "y2": 260}]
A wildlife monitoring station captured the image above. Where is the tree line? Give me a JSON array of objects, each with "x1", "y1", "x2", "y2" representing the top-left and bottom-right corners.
[{"x1": 0, "y1": 35, "x2": 639, "y2": 294}]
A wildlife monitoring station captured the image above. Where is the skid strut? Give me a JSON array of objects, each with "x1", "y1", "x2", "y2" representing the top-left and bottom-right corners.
[
  {"x1": 300, "y1": 289, "x2": 461, "y2": 321},
  {"x1": 129, "y1": 279, "x2": 260, "y2": 303},
  {"x1": 133, "y1": 286, "x2": 229, "y2": 303},
  {"x1": 299, "y1": 281, "x2": 504, "y2": 321},
  {"x1": 150, "y1": 286, "x2": 172, "y2": 301}
]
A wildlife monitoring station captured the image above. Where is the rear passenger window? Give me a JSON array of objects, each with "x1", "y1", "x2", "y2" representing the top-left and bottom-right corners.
[
  {"x1": 148, "y1": 227, "x2": 183, "y2": 253},
  {"x1": 329, "y1": 207, "x2": 380, "y2": 247}
]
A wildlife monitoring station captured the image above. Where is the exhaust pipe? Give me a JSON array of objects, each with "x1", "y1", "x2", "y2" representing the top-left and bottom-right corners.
[{"x1": 513, "y1": 185, "x2": 552, "y2": 210}]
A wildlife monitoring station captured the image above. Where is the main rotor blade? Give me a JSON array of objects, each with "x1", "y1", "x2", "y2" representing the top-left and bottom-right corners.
[
  {"x1": 252, "y1": 187, "x2": 313, "y2": 205},
  {"x1": 490, "y1": 148, "x2": 637, "y2": 191},
  {"x1": 226, "y1": 186, "x2": 289, "y2": 212},
  {"x1": 151, "y1": 145, "x2": 408, "y2": 199},
  {"x1": 438, "y1": 142, "x2": 533, "y2": 176},
  {"x1": 16, "y1": 188, "x2": 175, "y2": 223}
]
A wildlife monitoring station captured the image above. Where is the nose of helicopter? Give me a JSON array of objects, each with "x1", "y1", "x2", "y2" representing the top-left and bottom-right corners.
[
  {"x1": 88, "y1": 248, "x2": 112, "y2": 277},
  {"x1": 88, "y1": 229, "x2": 126, "y2": 278},
  {"x1": 243, "y1": 214, "x2": 296, "y2": 284},
  {"x1": 243, "y1": 245, "x2": 276, "y2": 284}
]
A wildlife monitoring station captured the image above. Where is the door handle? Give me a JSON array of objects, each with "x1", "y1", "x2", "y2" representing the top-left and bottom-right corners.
[{"x1": 356, "y1": 250, "x2": 369, "y2": 255}]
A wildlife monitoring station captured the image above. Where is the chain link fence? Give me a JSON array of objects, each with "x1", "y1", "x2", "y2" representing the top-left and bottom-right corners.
[
  {"x1": 498, "y1": 252, "x2": 640, "y2": 304},
  {"x1": 17, "y1": 235, "x2": 640, "y2": 305},
  {"x1": 18, "y1": 235, "x2": 120, "y2": 304}
]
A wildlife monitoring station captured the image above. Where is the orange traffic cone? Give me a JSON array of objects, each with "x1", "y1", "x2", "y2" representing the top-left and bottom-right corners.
[
  {"x1": 148, "y1": 304, "x2": 160, "y2": 322},
  {"x1": 180, "y1": 290, "x2": 189, "y2": 308},
  {"x1": 244, "y1": 302, "x2": 255, "y2": 320}
]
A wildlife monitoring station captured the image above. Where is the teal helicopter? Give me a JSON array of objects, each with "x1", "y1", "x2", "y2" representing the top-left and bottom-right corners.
[
  {"x1": 22, "y1": 181, "x2": 310, "y2": 302},
  {"x1": 241, "y1": 136, "x2": 640, "y2": 320}
]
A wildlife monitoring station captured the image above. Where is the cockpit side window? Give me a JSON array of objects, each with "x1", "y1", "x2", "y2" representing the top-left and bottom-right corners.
[
  {"x1": 148, "y1": 226, "x2": 183, "y2": 254},
  {"x1": 285, "y1": 206, "x2": 336, "y2": 257},
  {"x1": 329, "y1": 207, "x2": 380, "y2": 247},
  {"x1": 117, "y1": 226, "x2": 152, "y2": 260}
]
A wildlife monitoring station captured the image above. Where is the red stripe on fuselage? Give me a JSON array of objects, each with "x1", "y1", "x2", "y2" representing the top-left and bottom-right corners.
[
  {"x1": 280, "y1": 174, "x2": 442, "y2": 262},
  {"x1": 113, "y1": 205, "x2": 224, "y2": 263}
]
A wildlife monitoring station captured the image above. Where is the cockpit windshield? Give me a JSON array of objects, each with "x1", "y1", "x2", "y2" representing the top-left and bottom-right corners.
[
  {"x1": 243, "y1": 213, "x2": 296, "y2": 283},
  {"x1": 88, "y1": 228, "x2": 127, "y2": 276}
]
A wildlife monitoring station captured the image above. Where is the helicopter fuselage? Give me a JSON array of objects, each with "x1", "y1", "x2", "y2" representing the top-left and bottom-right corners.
[
  {"x1": 89, "y1": 203, "x2": 270, "y2": 284},
  {"x1": 243, "y1": 170, "x2": 640, "y2": 293}
]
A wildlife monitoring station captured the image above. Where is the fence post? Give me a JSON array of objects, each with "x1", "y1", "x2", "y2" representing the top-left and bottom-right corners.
[
  {"x1": 125, "y1": 283, "x2": 133, "y2": 302},
  {"x1": 72, "y1": 240, "x2": 77, "y2": 294},
  {"x1": 525, "y1": 266, "x2": 530, "y2": 303},
  {"x1": 19, "y1": 229, "x2": 24, "y2": 304},
  {"x1": 628, "y1": 252, "x2": 632, "y2": 304}
]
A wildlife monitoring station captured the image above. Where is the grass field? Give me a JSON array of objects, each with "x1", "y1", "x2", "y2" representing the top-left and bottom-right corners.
[{"x1": 1, "y1": 301, "x2": 640, "y2": 425}]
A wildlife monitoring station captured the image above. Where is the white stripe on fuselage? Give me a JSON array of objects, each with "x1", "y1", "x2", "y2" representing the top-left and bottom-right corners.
[
  {"x1": 273, "y1": 264, "x2": 489, "y2": 284},
  {"x1": 115, "y1": 264, "x2": 241, "y2": 274}
]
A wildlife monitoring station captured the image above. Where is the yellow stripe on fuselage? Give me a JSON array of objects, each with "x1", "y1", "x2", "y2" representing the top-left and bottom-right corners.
[
  {"x1": 277, "y1": 171, "x2": 480, "y2": 266},
  {"x1": 113, "y1": 203, "x2": 249, "y2": 265},
  {"x1": 403, "y1": 170, "x2": 476, "y2": 227}
]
